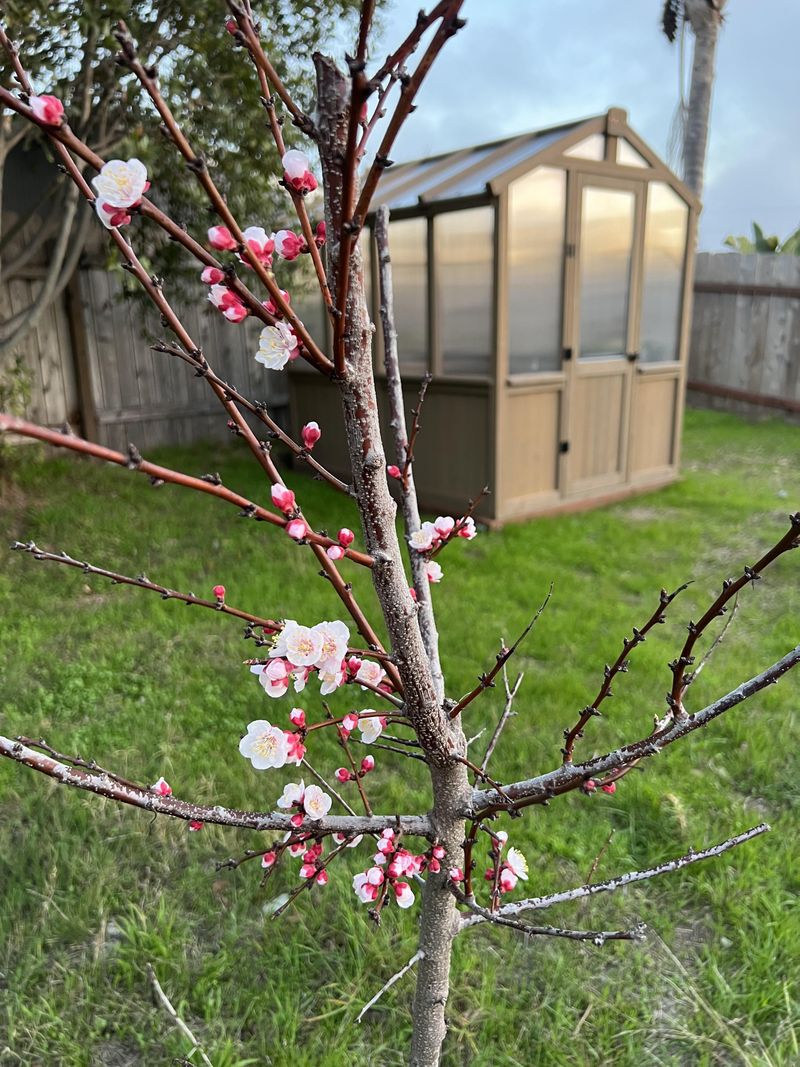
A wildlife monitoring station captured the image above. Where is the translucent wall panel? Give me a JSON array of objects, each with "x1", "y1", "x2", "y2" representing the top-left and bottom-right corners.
[
  {"x1": 436, "y1": 207, "x2": 494, "y2": 376},
  {"x1": 617, "y1": 139, "x2": 650, "y2": 168},
  {"x1": 640, "y1": 183, "x2": 688, "y2": 363},
  {"x1": 389, "y1": 218, "x2": 428, "y2": 373},
  {"x1": 578, "y1": 186, "x2": 635, "y2": 358},
  {"x1": 508, "y1": 167, "x2": 566, "y2": 375},
  {"x1": 564, "y1": 133, "x2": 605, "y2": 160}
]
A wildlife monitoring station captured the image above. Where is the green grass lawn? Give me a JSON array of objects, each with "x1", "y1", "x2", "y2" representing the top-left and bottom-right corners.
[{"x1": 1, "y1": 408, "x2": 799, "y2": 1066}]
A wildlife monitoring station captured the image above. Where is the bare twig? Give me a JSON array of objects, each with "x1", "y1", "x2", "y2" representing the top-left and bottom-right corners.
[
  {"x1": 450, "y1": 585, "x2": 552, "y2": 720},
  {"x1": 684, "y1": 593, "x2": 740, "y2": 689},
  {"x1": 459, "y1": 824, "x2": 771, "y2": 931},
  {"x1": 146, "y1": 963, "x2": 213, "y2": 1067},
  {"x1": 479, "y1": 667, "x2": 523, "y2": 775},
  {"x1": 562, "y1": 581, "x2": 691, "y2": 764},
  {"x1": 585, "y1": 828, "x2": 616, "y2": 885},
  {"x1": 472, "y1": 642, "x2": 800, "y2": 817},
  {"x1": 455, "y1": 896, "x2": 646, "y2": 945},
  {"x1": 357, "y1": 951, "x2": 424, "y2": 1023}
]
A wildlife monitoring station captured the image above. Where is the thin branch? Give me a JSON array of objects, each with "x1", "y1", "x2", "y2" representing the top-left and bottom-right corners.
[
  {"x1": 450, "y1": 585, "x2": 552, "y2": 720},
  {"x1": 357, "y1": 950, "x2": 423, "y2": 1023},
  {"x1": 301, "y1": 758, "x2": 358, "y2": 817},
  {"x1": 375, "y1": 204, "x2": 444, "y2": 701},
  {"x1": 479, "y1": 667, "x2": 523, "y2": 775},
  {"x1": 0, "y1": 734, "x2": 432, "y2": 837},
  {"x1": 10, "y1": 542, "x2": 281, "y2": 631},
  {"x1": 0, "y1": 418, "x2": 371, "y2": 565},
  {"x1": 401, "y1": 374, "x2": 431, "y2": 490},
  {"x1": 146, "y1": 964, "x2": 213, "y2": 1067},
  {"x1": 585, "y1": 828, "x2": 616, "y2": 885},
  {"x1": 562, "y1": 581, "x2": 691, "y2": 763},
  {"x1": 683, "y1": 592, "x2": 739, "y2": 689},
  {"x1": 472, "y1": 641, "x2": 800, "y2": 817},
  {"x1": 459, "y1": 824, "x2": 771, "y2": 930},
  {"x1": 455, "y1": 896, "x2": 646, "y2": 945}
]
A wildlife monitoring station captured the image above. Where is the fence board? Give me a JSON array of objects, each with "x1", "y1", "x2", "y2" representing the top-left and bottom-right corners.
[{"x1": 688, "y1": 252, "x2": 800, "y2": 420}]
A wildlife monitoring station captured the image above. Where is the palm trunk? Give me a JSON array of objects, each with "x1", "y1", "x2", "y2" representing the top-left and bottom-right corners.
[
  {"x1": 314, "y1": 54, "x2": 470, "y2": 1066},
  {"x1": 683, "y1": 0, "x2": 725, "y2": 201}
]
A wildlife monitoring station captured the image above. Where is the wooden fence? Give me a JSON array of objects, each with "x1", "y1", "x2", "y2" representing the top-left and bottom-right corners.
[
  {"x1": 688, "y1": 252, "x2": 800, "y2": 419},
  {"x1": 1, "y1": 265, "x2": 289, "y2": 450}
]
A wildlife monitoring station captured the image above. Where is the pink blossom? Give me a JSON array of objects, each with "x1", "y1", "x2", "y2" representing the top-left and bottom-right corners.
[
  {"x1": 239, "y1": 719, "x2": 289, "y2": 769},
  {"x1": 394, "y1": 881, "x2": 415, "y2": 909},
  {"x1": 353, "y1": 871, "x2": 380, "y2": 903},
  {"x1": 271, "y1": 482, "x2": 296, "y2": 513},
  {"x1": 300, "y1": 862, "x2": 316, "y2": 879},
  {"x1": 286, "y1": 519, "x2": 307, "y2": 541},
  {"x1": 409, "y1": 521, "x2": 438, "y2": 552},
  {"x1": 434, "y1": 516, "x2": 456, "y2": 539},
  {"x1": 240, "y1": 225, "x2": 274, "y2": 267},
  {"x1": 318, "y1": 665, "x2": 346, "y2": 695},
  {"x1": 282, "y1": 149, "x2": 318, "y2": 193},
  {"x1": 151, "y1": 776, "x2": 172, "y2": 796},
  {"x1": 288, "y1": 839, "x2": 306, "y2": 857},
  {"x1": 278, "y1": 780, "x2": 305, "y2": 809},
  {"x1": 208, "y1": 284, "x2": 248, "y2": 323},
  {"x1": 428, "y1": 857, "x2": 441, "y2": 873},
  {"x1": 335, "y1": 767, "x2": 352, "y2": 783},
  {"x1": 387, "y1": 464, "x2": 401, "y2": 479},
  {"x1": 358, "y1": 714, "x2": 386, "y2": 745},
  {"x1": 505, "y1": 847, "x2": 529, "y2": 881},
  {"x1": 449, "y1": 867, "x2": 464, "y2": 883},
  {"x1": 92, "y1": 158, "x2": 148, "y2": 210},
  {"x1": 95, "y1": 200, "x2": 132, "y2": 230},
  {"x1": 315, "y1": 869, "x2": 329, "y2": 886},
  {"x1": 212, "y1": 584, "x2": 225, "y2": 599},
  {"x1": 250, "y1": 658, "x2": 290, "y2": 698},
  {"x1": 256, "y1": 321, "x2": 300, "y2": 369},
  {"x1": 272, "y1": 621, "x2": 323, "y2": 668},
  {"x1": 338, "y1": 528, "x2": 355, "y2": 548},
  {"x1": 426, "y1": 560, "x2": 443, "y2": 583},
  {"x1": 303, "y1": 784, "x2": 332, "y2": 820},
  {"x1": 301, "y1": 421, "x2": 321, "y2": 449},
  {"x1": 312, "y1": 620, "x2": 350, "y2": 674},
  {"x1": 29, "y1": 94, "x2": 65, "y2": 125},
  {"x1": 601, "y1": 781, "x2": 617, "y2": 794},
  {"x1": 273, "y1": 228, "x2": 306, "y2": 261},
  {"x1": 208, "y1": 225, "x2": 237, "y2": 251},
  {"x1": 340, "y1": 713, "x2": 359, "y2": 737},
  {"x1": 499, "y1": 868, "x2": 518, "y2": 893},
  {"x1": 284, "y1": 731, "x2": 306, "y2": 766},
  {"x1": 326, "y1": 544, "x2": 345, "y2": 561},
  {"x1": 188, "y1": 820, "x2": 204, "y2": 832},
  {"x1": 292, "y1": 665, "x2": 311, "y2": 693},
  {"x1": 261, "y1": 851, "x2": 277, "y2": 868},
  {"x1": 432, "y1": 845, "x2": 446, "y2": 860},
  {"x1": 360, "y1": 755, "x2": 375, "y2": 773},
  {"x1": 355, "y1": 660, "x2": 386, "y2": 690},
  {"x1": 457, "y1": 516, "x2": 477, "y2": 540},
  {"x1": 314, "y1": 220, "x2": 326, "y2": 247},
  {"x1": 201, "y1": 266, "x2": 225, "y2": 285},
  {"x1": 264, "y1": 289, "x2": 291, "y2": 316},
  {"x1": 376, "y1": 836, "x2": 394, "y2": 856},
  {"x1": 289, "y1": 707, "x2": 306, "y2": 727}
]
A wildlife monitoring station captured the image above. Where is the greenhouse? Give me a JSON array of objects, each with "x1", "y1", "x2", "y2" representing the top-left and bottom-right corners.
[{"x1": 290, "y1": 108, "x2": 698, "y2": 522}]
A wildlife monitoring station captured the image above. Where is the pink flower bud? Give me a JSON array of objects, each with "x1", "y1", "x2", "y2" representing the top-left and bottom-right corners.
[
  {"x1": 151, "y1": 776, "x2": 172, "y2": 796},
  {"x1": 225, "y1": 17, "x2": 237, "y2": 34},
  {"x1": 208, "y1": 225, "x2": 237, "y2": 251},
  {"x1": 326, "y1": 544, "x2": 345, "y2": 560},
  {"x1": 346, "y1": 657, "x2": 362, "y2": 675},
  {"x1": 315, "y1": 220, "x2": 326, "y2": 247},
  {"x1": 387, "y1": 465, "x2": 401, "y2": 479},
  {"x1": 582, "y1": 779, "x2": 597, "y2": 794},
  {"x1": 290, "y1": 813, "x2": 304, "y2": 828},
  {"x1": 409, "y1": 586, "x2": 417, "y2": 602},
  {"x1": 189, "y1": 821, "x2": 204, "y2": 832},
  {"x1": 601, "y1": 781, "x2": 617, "y2": 794},
  {"x1": 449, "y1": 867, "x2": 464, "y2": 883},
  {"x1": 264, "y1": 289, "x2": 291, "y2": 316},
  {"x1": 300, "y1": 863, "x2": 316, "y2": 879},
  {"x1": 270, "y1": 482, "x2": 296, "y2": 513},
  {"x1": 316, "y1": 869, "x2": 329, "y2": 886},
  {"x1": 387, "y1": 860, "x2": 402, "y2": 879},
  {"x1": 29, "y1": 95, "x2": 65, "y2": 126},
  {"x1": 273, "y1": 228, "x2": 306, "y2": 261},
  {"x1": 335, "y1": 768, "x2": 352, "y2": 783},
  {"x1": 337, "y1": 528, "x2": 355, "y2": 547},
  {"x1": 289, "y1": 707, "x2": 306, "y2": 727},
  {"x1": 212, "y1": 584, "x2": 225, "y2": 600},
  {"x1": 201, "y1": 266, "x2": 225, "y2": 285},
  {"x1": 360, "y1": 755, "x2": 375, "y2": 773},
  {"x1": 432, "y1": 845, "x2": 446, "y2": 860},
  {"x1": 428, "y1": 857, "x2": 441, "y2": 873},
  {"x1": 285, "y1": 519, "x2": 308, "y2": 541},
  {"x1": 261, "y1": 851, "x2": 277, "y2": 868},
  {"x1": 282, "y1": 150, "x2": 318, "y2": 194},
  {"x1": 301, "y1": 421, "x2": 321, "y2": 449},
  {"x1": 341, "y1": 713, "x2": 359, "y2": 734}
]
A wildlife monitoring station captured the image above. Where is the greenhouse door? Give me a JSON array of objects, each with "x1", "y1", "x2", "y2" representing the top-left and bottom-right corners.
[{"x1": 562, "y1": 176, "x2": 644, "y2": 497}]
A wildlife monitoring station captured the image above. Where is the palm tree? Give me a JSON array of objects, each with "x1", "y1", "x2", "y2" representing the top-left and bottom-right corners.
[{"x1": 662, "y1": 0, "x2": 727, "y2": 202}]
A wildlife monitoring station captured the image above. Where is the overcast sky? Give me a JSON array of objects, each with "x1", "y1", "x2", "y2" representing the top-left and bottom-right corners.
[{"x1": 363, "y1": 0, "x2": 799, "y2": 250}]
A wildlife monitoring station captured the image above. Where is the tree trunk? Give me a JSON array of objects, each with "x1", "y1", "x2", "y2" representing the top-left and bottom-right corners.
[
  {"x1": 314, "y1": 54, "x2": 471, "y2": 1066},
  {"x1": 683, "y1": 0, "x2": 726, "y2": 201}
]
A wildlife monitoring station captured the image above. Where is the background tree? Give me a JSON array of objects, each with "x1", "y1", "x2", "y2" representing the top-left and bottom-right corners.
[
  {"x1": 662, "y1": 0, "x2": 727, "y2": 201},
  {"x1": 1, "y1": 3, "x2": 798, "y2": 1065},
  {"x1": 0, "y1": 0, "x2": 366, "y2": 356}
]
